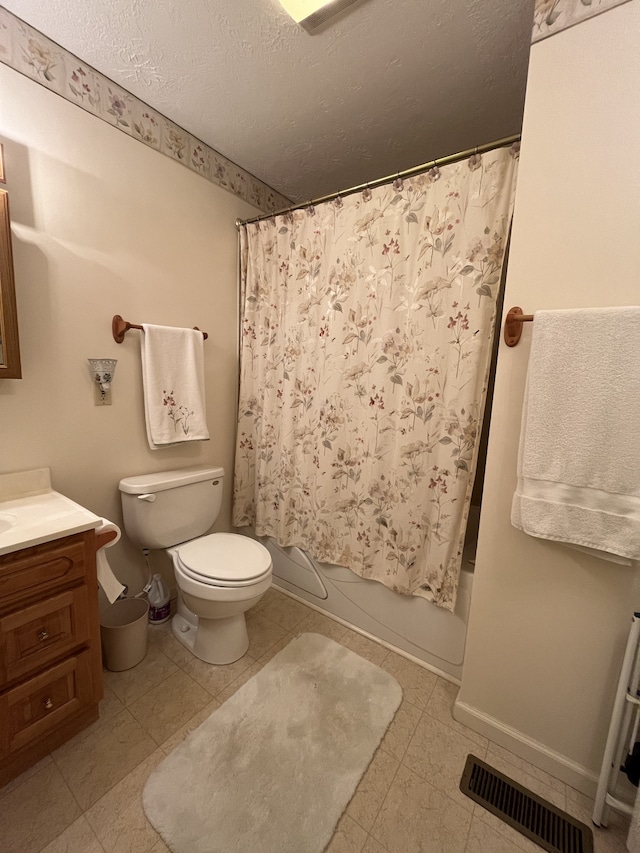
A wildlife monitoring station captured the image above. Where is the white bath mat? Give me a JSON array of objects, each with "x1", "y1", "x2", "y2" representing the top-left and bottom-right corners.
[{"x1": 143, "y1": 632, "x2": 402, "y2": 853}]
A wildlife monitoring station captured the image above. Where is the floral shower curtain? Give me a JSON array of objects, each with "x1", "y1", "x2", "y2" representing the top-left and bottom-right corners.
[{"x1": 233, "y1": 145, "x2": 519, "y2": 610}]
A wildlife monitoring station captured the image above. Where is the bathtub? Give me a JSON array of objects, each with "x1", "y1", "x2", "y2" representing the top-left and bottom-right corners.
[{"x1": 247, "y1": 508, "x2": 477, "y2": 682}]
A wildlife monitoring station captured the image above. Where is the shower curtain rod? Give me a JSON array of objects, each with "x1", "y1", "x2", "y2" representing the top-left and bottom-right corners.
[{"x1": 236, "y1": 133, "x2": 521, "y2": 228}]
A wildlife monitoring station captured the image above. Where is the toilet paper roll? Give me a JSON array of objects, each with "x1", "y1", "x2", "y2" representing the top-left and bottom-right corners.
[{"x1": 96, "y1": 517, "x2": 126, "y2": 604}]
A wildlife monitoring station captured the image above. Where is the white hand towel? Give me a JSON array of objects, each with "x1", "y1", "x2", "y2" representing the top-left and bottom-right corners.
[
  {"x1": 141, "y1": 324, "x2": 210, "y2": 450},
  {"x1": 511, "y1": 307, "x2": 640, "y2": 563}
]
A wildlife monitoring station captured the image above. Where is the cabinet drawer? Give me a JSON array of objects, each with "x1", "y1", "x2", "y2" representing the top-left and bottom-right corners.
[
  {"x1": 0, "y1": 587, "x2": 90, "y2": 686},
  {"x1": 0, "y1": 652, "x2": 93, "y2": 757},
  {"x1": 0, "y1": 534, "x2": 87, "y2": 607}
]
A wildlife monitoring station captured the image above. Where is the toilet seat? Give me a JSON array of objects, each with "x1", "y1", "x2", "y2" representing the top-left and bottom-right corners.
[{"x1": 174, "y1": 533, "x2": 272, "y2": 588}]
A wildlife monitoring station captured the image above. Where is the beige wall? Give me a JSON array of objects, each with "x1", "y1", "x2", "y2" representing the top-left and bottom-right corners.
[
  {"x1": 457, "y1": 0, "x2": 640, "y2": 792},
  {"x1": 0, "y1": 65, "x2": 260, "y2": 594}
]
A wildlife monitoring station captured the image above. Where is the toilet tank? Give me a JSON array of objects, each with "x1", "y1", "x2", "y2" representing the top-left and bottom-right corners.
[{"x1": 119, "y1": 466, "x2": 224, "y2": 549}]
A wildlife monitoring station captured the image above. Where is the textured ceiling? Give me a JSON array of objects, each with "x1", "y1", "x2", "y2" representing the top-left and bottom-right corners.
[{"x1": 3, "y1": 0, "x2": 535, "y2": 203}]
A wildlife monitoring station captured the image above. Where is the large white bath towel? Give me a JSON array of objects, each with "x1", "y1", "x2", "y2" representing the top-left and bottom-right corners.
[
  {"x1": 141, "y1": 324, "x2": 209, "y2": 449},
  {"x1": 511, "y1": 307, "x2": 640, "y2": 564}
]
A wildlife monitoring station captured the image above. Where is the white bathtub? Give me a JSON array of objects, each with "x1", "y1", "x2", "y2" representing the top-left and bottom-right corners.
[{"x1": 247, "y1": 513, "x2": 476, "y2": 682}]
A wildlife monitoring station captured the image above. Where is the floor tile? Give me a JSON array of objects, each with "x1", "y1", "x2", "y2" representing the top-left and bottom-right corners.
[
  {"x1": 478, "y1": 741, "x2": 567, "y2": 809},
  {"x1": 0, "y1": 754, "x2": 53, "y2": 797},
  {"x1": 3, "y1": 598, "x2": 606, "y2": 853},
  {"x1": 565, "y1": 786, "x2": 630, "y2": 853},
  {"x1": 340, "y1": 630, "x2": 390, "y2": 667},
  {"x1": 379, "y1": 698, "x2": 422, "y2": 761},
  {"x1": 465, "y1": 814, "x2": 525, "y2": 852},
  {"x1": 347, "y1": 747, "x2": 400, "y2": 831},
  {"x1": 403, "y1": 712, "x2": 487, "y2": 812},
  {"x1": 153, "y1": 631, "x2": 197, "y2": 668},
  {"x1": 85, "y1": 750, "x2": 164, "y2": 853},
  {"x1": 564, "y1": 784, "x2": 598, "y2": 823},
  {"x1": 103, "y1": 644, "x2": 178, "y2": 706},
  {"x1": 147, "y1": 619, "x2": 173, "y2": 645},
  {"x1": 591, "y1": 823, "x2": 631, "y2": 853},
  {"x1": 295, "y1": 609, "x2": 350, "y2": 642},
  {"x1": 99, "y1": 684, "x2": 126, "y2": 720},
  {"x1": 39, "y1": 815, "x2": 105, "y2": 853},
  {"x1": 128, "y1": 669, "x2": 211, "y2": 744},
  {"x1": 52, "y1": 708, "x2": 157, "y2": 810},
  {"x1": 371, "y1": 763, "x2": 472, "y2": 853},
  {"x1": 256, "y1": 633, "x2": 294, "y2": 663},
  {"x1": 245, "y1": 610, "x2": 290, "y2": 658},
  {"x1": 216, "y1": 660, "x2": 264, "y2": 703},
  {"x1": 182, "y1": 651, "x2": 255, "y2": 696},
  {"x1": 326, "y1": 813, "x2": 369, "y2": 853},
  {"x1": 65, "y1": 685, "x2": 127, "y2": 748},
  {"x1": 362, "y1": 837, "x2": 389, "y2": 853},
  {"x1": 379, "y1": 651, "x2": 438, "y2": 710},
  {"x1": 254, "y1": 586, "x2": 287, "y2": 612},
  {"x1": 258, "y1": 590, "x2": 311, "y2": 630},
  {"x1": 425, "y1": 677, "x2": 488, "y2": 749},
  {"x1": 0, "y1": 761, "x2": 81, "y2": 853},
  {"x1": 159, "y1": 698, "x2": 221, "y2": 754},
  {"x1": 472, "y1": 805, "x2": 545, "y2": 853}
]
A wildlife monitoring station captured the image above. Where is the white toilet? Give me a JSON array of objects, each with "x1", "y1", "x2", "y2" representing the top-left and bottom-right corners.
[{"x1": 119, "y1": 466, "x2": 272, "y2": 665}]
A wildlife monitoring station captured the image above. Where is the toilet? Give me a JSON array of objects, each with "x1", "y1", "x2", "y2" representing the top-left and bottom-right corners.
[{"x1": 118, "y1": 466, "x2": 272, "y2": 665}]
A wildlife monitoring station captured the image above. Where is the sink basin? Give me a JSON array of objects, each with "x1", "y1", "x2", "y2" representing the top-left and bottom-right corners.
[{"x1": 0, "y1": 512, "x2": 17, "y2": 534}]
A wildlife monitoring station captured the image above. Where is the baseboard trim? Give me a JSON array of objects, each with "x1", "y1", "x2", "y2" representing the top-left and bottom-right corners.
[{"x1": 453, "y1": 698, "x2": 599, "y2": 797}]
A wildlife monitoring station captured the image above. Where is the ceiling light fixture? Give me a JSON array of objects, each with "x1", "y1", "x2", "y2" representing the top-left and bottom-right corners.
[{"x1": 279, "y1": 0, "x2": 362, "y2": 33}]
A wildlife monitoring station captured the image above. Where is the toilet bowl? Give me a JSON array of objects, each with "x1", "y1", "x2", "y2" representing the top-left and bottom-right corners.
[
  {"x1": 168, "y1": 532, "x2": 272, "y2": 664},
  {"x1": 118, "y1": 466, "x2": 272, "y2": 666}
]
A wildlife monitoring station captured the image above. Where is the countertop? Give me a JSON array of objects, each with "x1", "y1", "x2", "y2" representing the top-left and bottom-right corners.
[{"x1": 0, "y1": 468, "x2": 101, "y2": 556}]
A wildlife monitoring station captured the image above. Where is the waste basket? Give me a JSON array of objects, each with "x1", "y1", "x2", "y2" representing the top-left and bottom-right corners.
[{"x1": 100, "y1": 598, "x2": 149, "y2": 671}]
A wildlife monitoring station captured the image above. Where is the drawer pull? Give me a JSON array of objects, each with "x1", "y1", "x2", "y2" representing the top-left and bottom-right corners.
[
  {"x1": 38, "y1": 630, "x2": 50, "y2": 641},
  {"x1": 43, "y1": 697, "x2": 54, "y2": 710}
]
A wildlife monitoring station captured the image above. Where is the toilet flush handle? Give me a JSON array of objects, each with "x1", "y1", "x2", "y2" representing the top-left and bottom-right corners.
[{"x1": 137, "y1": 494, "x2": 156, "y2": 502}]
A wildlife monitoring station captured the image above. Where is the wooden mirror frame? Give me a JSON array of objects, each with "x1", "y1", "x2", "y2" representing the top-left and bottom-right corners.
[{"x1": 0, "y1": 188, "x2": 21, "y2": 378}]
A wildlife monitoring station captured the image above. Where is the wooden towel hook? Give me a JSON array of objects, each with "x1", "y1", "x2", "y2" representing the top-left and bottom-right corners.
[{"x1": 503, "y1": 306, "x2": 534, "y2": 347}]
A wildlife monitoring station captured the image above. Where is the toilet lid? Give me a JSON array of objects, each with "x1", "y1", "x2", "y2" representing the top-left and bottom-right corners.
[{"x1": 175, "y1": 533, "x2": 272, "y2": 585}]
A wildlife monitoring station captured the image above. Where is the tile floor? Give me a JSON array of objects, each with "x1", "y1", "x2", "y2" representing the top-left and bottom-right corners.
[{"x1": 0, "y1": 587, "x2": 631, "y2": 853}]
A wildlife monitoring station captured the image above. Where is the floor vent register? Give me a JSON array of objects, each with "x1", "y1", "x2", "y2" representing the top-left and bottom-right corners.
[{"x1": 460, "y1": 755, "x2": 594, "y2": 853}]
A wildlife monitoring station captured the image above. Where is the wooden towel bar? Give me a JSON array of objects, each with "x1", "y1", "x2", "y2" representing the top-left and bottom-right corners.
[{"x1": 112, "y1": 315, "x2": 208, "y2": 343}]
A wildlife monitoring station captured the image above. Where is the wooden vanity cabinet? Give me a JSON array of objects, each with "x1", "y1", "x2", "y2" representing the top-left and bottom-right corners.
[{"x1": 0, "y1": 529, "x2": 103, "y2": 786}]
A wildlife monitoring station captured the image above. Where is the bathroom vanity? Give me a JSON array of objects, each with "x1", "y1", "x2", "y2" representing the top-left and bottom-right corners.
[{"x1": 0, "y1": 469, "x2": 103, "y2": 786}]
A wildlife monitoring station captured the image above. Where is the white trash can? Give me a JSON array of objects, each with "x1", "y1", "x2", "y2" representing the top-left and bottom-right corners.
[{"x1": 100, "y1": 598, "x2": 149, "y2": 671}]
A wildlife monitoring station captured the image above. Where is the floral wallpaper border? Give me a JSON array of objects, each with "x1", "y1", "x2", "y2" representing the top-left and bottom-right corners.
[
  {"x1": 0, "y1": 6, "x2": 290, "y2": 214},
  {"x1": 532, "y1": 0, "x2": 633, "y2": 43}
]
